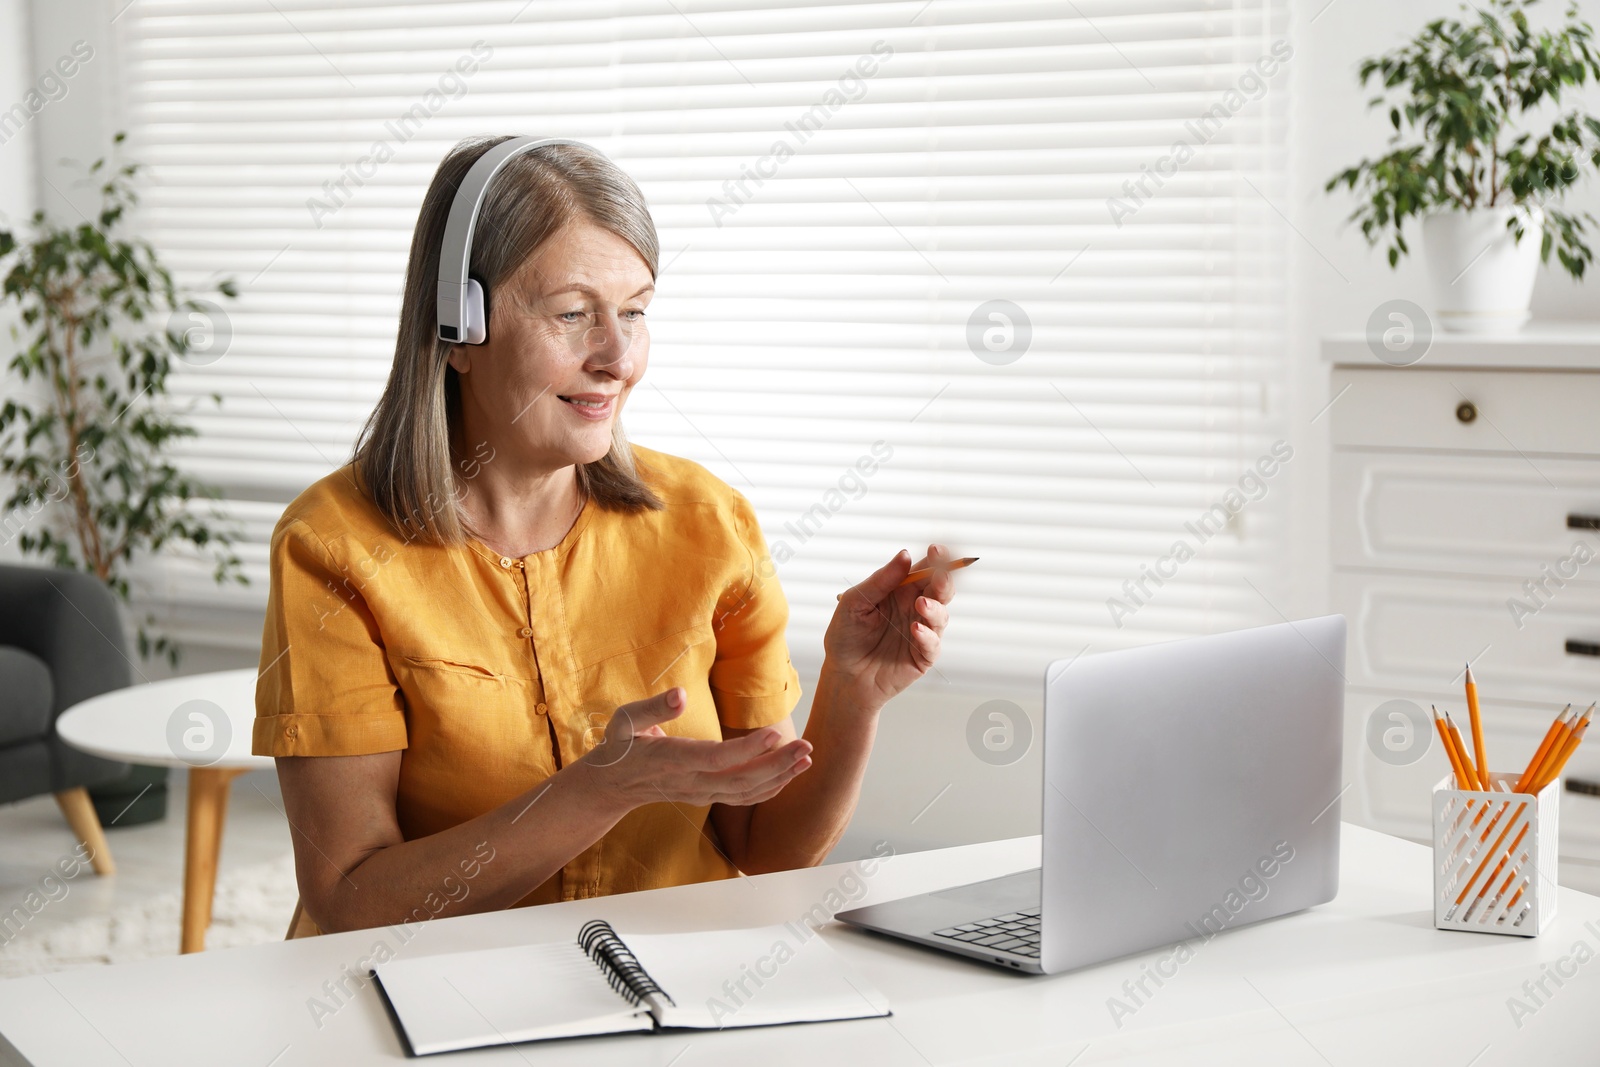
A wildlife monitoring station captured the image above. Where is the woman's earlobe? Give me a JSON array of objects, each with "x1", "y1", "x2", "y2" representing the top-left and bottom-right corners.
[{"x1": 445, "y1": 346, "x2": 471, "y2": 374}]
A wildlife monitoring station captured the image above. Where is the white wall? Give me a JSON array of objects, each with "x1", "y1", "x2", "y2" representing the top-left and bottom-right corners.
[
  {"x1": 1, "y1": 0, "x2": 117, "y2": 222},
  {"x1": 0, "y1": 0, "x2": 37, "y2": 566},
  {"x1": 0, "y1": 0, "x2": 35, "y2": 227},
  {"x1": 22, "y1": 0, "x2": 117, "y2": 222}
]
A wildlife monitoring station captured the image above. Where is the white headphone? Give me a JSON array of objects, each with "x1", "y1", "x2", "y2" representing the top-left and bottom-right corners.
[{"x1": 436, "y1": 136, "x2": 597, "y2": 345}]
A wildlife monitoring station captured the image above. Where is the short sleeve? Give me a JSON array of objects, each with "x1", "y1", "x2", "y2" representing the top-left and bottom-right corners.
[
  {"x1": 709, "y1": 490, "x2": 803, "y2": 730},
  {"x1": 253, "y1": 517, "x2": 408, "y2": 757}
]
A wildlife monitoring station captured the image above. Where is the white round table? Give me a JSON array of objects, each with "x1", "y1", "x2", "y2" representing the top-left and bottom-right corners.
[{"x1": 57, "y1": 668, "x2": 274, "y2": 953}]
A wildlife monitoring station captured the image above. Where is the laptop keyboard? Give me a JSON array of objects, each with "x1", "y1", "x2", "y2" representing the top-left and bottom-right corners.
[{"x1": 932, "y1": 909, "x2": 1041, "y2": 957}]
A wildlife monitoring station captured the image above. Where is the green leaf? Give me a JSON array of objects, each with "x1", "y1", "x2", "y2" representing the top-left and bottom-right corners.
[
  {"x1": 1327, "y1": 0, "x2": 1600, "y2": 272},
  {"x1": 0, "y1": 136, "x2": 246, "y2": 635}
]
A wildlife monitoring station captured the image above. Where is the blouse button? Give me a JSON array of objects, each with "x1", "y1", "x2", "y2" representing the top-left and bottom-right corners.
[
  {"x1": 535, "y1": 702, "x2": 548, "y2": 716},
  {"x1": 499, "y1": 557, "x2": 513, "y2": 568},
  {"x1": 518, "y1": 626, "x2": 534, "y2": 638},
  {"x1": 285, "y1": 724, "x2": 299, "y2": 739}
]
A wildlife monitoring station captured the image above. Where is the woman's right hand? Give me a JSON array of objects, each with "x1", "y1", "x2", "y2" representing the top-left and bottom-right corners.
[{"x1": 580, "y1": 687, "x2": 812, "y2": 809}]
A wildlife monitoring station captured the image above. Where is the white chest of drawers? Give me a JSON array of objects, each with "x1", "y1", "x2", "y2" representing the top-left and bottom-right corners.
[{"x1": 1326, "y1": 328, "x2": 1600, "y2": 890}]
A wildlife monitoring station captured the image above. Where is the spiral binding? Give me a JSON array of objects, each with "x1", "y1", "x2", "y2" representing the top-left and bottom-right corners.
[{"x1": 577, "y1": 920, "x2": 676, "y2": 1008}]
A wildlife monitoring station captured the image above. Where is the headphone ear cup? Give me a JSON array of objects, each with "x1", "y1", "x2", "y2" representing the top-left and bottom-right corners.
[{"x1": 464, "y1": 278, "x2": 488, "y2": 344}]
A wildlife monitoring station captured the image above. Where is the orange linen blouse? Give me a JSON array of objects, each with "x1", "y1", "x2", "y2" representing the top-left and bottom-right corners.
[{"x1": 252, "y1": 445, "x2": 802, "y2": 906}]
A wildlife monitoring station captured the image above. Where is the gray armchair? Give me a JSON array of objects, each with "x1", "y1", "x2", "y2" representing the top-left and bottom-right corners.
[{"x1": 0, "y1": 563, "x2": 133, "y2": 874}]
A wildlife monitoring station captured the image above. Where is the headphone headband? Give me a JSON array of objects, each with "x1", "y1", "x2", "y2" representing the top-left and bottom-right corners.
[{"x1": 436, "y1": 136, "x2": 595, "y2": 344}]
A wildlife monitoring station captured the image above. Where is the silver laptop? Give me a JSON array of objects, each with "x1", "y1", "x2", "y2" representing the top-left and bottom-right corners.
[{"x1": 836, "y1": 615, "x2": 1345, "y2": 975}]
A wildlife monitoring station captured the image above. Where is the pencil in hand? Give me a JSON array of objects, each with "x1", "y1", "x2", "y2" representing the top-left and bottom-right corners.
[
  {"x1": 835, "y1": 556, "x2": 978, "y2": 602},
  {"x1": 899, "y1": 556, "x2": 978, "y2": 588}
]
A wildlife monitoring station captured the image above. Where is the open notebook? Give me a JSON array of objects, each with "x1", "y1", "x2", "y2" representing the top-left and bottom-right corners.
[{"x1": 371, "y1": 921, "x2": 891, "y2": 1056}]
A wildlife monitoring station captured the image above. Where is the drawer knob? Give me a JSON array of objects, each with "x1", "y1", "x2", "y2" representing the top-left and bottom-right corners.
[
  {"x1": 1565, "y1": 639, "x2": 1600, "y2": 658},
  {"x1": 1455, "y1": 401, "x2": 1478, "y2": 424}
]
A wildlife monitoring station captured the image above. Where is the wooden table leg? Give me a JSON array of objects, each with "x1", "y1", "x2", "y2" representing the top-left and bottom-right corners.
[
  {"x1": 182, "y1": 767, "x2": 243, "y2": 954},
  {"x1": 54, "y1": 787, "x2": 116, "y2": 875},
  {"x1": 200, "y1": 774, "x2": 233, "y2": 932}
]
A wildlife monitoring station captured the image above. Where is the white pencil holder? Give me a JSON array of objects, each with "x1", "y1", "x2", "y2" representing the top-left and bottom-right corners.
[{"x1": 1432, "y1": 772, "x2": 1559, "y2": 936}]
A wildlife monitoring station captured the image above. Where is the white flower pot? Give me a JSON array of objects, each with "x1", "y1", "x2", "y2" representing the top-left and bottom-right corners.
[{"x1": 1421, "y1": 207, "x2": 1543, "y2": 334}]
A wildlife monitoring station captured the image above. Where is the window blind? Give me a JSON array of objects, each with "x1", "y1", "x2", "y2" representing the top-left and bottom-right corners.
[{"x1": 115, "y1": 0, "x2": 1290, "y2": 687}]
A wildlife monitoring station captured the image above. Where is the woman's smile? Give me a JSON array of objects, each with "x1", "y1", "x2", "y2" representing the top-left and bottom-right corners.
[{"x1": 557, "y1": 391, "x2": 618, "y2": 420}]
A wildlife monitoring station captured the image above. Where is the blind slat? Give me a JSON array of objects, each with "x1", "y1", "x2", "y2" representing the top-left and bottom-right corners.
[{"x1": 116, "y1": 0, "x2": 1290, "y2": 685}]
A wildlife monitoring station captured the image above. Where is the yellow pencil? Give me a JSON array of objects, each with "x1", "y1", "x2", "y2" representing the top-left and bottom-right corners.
[
  {"x1": 1513, "y1": 705, "x2": 1573, "y2": 794},
  {"x1": 1490, "y1": 853, "x2": 1526, "y2": 907},
  {"x1": 1445, "y1": 711, "x2": 1506, "y2": 833},
  {"x1": 1448, "y1": 797, "x2": 1529, "y2": 917},
  {"x1": 1465, "y1": 664, "x2": 1489, "y2": 790},
  {"x1": 1486, "y1": 709, "x2": 1591, "y2": 918},
  {"x1": 1432, "y1": 706, "x2": 1472, "y2": 791},
  {"x1": 1467, "y1": 822, "x2": 1531, "y2": 915},
  {"x1": 836, "y1": 556, "x2": 978, "y2": 602},
  {"x1": 1530, "y1": 707, "x2": 1592, "y2": 794},
  {"x1": 1443, "y1": 712, "x2": 1479, "y2": 792},
  {"x1": 899, "y1": 556, "x2": 977, "y2": 588}
]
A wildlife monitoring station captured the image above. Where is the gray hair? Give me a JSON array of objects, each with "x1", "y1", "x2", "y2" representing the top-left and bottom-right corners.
[{"x1": 353, "y1": 135, "x2": 664, "y2": 546}]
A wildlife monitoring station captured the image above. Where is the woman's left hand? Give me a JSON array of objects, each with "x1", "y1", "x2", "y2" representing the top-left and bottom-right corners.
[{"x1": 823, "y1": 544, "x2": 955, "y2": 710}]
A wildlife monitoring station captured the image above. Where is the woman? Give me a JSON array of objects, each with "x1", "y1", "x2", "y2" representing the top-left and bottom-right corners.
[{"x1": 254, "y1": 136, "x2": 955, "y2": 934}]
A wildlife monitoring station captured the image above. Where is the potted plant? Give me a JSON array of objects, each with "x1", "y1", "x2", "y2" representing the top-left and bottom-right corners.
[
  {"x1": 1326, "y1": 0, "x2": 1600, "y2": 332},
  {"x1": 0, "y1": 134, "x2": 245, "y2": 825}
]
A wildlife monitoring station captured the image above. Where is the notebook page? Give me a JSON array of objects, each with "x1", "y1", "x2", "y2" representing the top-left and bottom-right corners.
[
  {"x1": 373, "y1": 940, "x2": 653, "y2": 1054},
  {"x1": 621, "y1": 925, "x2": 891, "y2": 1031}
]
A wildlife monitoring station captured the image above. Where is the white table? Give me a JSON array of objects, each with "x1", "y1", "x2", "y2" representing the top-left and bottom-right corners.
[
  {"x1": 1, "y1": 825, "x2": 1597, "y2": 1065},
  {"x1": 55, "y1": 668, "x2": 272, "y2": 954}
]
